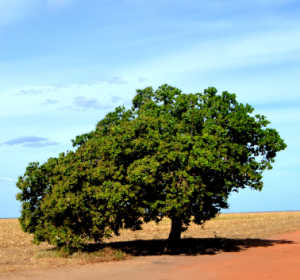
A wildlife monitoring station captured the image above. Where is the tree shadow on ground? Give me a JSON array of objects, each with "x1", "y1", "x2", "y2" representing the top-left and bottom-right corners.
[{"x1": 87, "y1": 237, "x2": 295, "y2": 256}]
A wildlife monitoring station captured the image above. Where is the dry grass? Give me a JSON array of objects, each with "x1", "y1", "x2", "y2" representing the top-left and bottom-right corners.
[
  {"x1": 1, "y1": 211, "x2": 300, "y2": 273},
  {"x1": 108, "y1": 211, "x2": 300, "y2": 242},
  {"x1": 0, "y1": 219, "x2": 129, "y2": 273}
]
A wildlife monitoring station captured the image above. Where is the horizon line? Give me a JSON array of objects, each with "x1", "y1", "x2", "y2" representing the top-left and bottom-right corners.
[{"x1": 2, "y1": 210, "x2": 300, "y2": 219}]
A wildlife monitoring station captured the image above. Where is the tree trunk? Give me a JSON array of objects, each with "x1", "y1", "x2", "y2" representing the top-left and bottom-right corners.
[{"x1": 166, "y1": 217, "x2": 182, "y2": 252}]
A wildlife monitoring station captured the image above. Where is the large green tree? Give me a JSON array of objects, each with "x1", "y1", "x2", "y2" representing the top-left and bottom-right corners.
[{"x1": 16, "y1": 84, "x2": 287, "y2": 251}]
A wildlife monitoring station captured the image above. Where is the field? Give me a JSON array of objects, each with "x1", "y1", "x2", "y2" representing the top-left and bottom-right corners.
[{"x1": 1, "y1": 211, "x2": 300, "y2": 273}]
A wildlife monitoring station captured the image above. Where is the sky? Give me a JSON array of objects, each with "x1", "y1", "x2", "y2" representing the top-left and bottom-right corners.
[{"x1": 0, "y1": 0, "x2": 299, "y2": 218}]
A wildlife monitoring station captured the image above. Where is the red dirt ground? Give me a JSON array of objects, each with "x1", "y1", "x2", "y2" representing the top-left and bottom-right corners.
[{"x1": 1, "y1": 230, "x2": 300, "y2": 280}]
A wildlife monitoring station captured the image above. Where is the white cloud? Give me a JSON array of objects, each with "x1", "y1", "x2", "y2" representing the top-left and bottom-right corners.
[{"x1": 0, "y1": 176, "x2": 13, "y2": 182}]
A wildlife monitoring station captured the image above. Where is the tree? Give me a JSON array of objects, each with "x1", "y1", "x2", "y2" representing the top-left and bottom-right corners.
[
  {"x1": 16, "y1": 84, "x2": 287, "y2": 252},
  {"x1": 16, "y1": 107, "x2": 142, "y2": 252}
]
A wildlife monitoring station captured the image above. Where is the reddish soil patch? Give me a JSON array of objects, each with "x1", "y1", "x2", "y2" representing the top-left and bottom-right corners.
[{"x1": 1, "y1": 230, "x2": 300, "y2": 280}]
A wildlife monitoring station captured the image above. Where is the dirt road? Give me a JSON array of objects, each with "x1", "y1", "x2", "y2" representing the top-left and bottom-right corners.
[{"x1": 1, "y1": 230, "x2": 300, "y2": 280}]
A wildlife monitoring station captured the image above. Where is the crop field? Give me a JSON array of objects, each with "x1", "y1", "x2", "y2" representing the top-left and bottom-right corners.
[{"x1": 1, "y1": 211, "x2": 300, "y2": 273}]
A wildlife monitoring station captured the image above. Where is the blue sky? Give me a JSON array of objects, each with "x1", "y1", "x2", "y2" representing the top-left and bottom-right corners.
[{"x1": 0, "y1": 0, "x2": 299, "y2": 218}]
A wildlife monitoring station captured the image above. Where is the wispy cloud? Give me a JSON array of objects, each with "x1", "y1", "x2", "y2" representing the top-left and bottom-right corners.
[
  {"x1": 50, "y1": 83, "x2": 69, "y2": 89},
  {"x1": 137, "y1": 76, "x2": 147, "y2": 82},
  {"x1": 14, "y1": 89, "x2": 43, "y2": 95},
  {"x1": 138, "y1": 26, "x2": 300, "y2": 85},
  {"x1": 75, "y1": 77, "x2": 128, "y2": 87},
  {"x1": 111, "y1": 95, "x2": 123, "y2": 103},
  {"x1": 106, "y1": 77, "x2": 128, "y2": 85},
  {"x1": 47, "y1": 0, "x2": 74, "y2": 9},
  {"x1": 73, "y1": 96, "x2": 110, "y2": 110},
  {"x1": 111, "y1": 95, "x2": 132, "y2": 106},
  {"x1": 0, "y1": 0, "x2": 39, "y2": 26},
  {"x1": 47, "y1": 81, "x2": 98, "y2": 90},
  {"x1": 57, "y1": 105, "x2": 81, "y2": 111},
  {"x1": 13, "y1": 86, "x2": 62, "y2": 96},
  {"x1": 75, "y1": 81, "x2": 100, "y2": 87},
  {"x1": 39, "y1": 99, "x2": 58, "y2": 106},
  {"x1": 22, "y1": 141, "x2": 59, "y2": 148},
  {"x1": 4, "y1": 136, "x2": 48, "y2": 146},
  {"x1": 4, "y1": 136, "x2": 59, "y2": 148},
  {"x1": 0, "y1": 176, "x2": 13, "y2": 182},
  {"x1": 57, "y1": 94, "x2": 129, "y2": 111},
  {"x1": 13, "y1": 77, "x2": 129, "y2": 96}
]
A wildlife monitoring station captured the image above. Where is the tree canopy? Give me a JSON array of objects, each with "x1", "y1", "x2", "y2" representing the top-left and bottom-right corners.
[{"x1": 16, "y1": 84, "x2": 287, "y2": 252}]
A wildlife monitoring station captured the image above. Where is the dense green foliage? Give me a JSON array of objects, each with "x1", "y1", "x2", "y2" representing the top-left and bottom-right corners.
[{"x1": 16, "y1": 84, "x2": 287, "y2": 251}]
